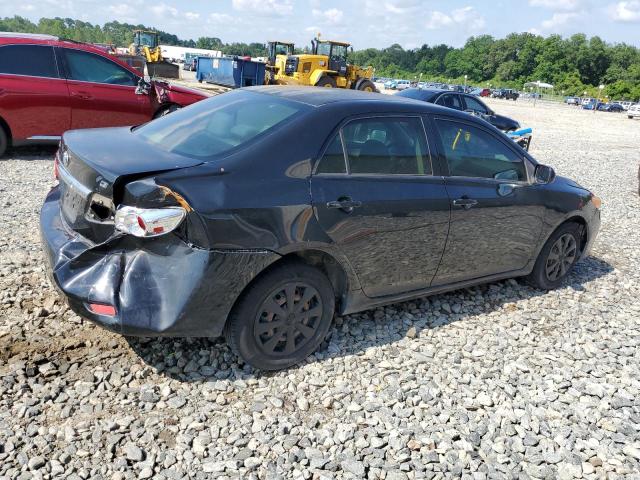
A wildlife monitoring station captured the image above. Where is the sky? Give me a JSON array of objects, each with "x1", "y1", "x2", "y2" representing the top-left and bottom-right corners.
[{"x1": 2, "y1": 0, "x2": 640, "y2": 49}]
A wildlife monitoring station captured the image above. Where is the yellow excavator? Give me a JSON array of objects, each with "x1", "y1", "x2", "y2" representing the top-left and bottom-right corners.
[
  {"x1": 274, "y1": 36, "x2": 375, "y2": 91},
  {"x1": 265, "y1": 41, "x2": 295, "y2": 84},
  {"x1": 128, "y1": 30, "x2": 179, "y2": 79}
]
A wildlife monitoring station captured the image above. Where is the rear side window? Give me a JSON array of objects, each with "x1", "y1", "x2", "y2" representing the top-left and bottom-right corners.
[
  {"x1": 436, "y1": 94, "x2": 463, "y2": 110},
  {"x1": 63, "y1": 49, "x2": 137, "y2": 86},
  {"x1": 135, "y1": 90, "x2": 307, "y2": 159},
  {"x1": 435, "y1": 119, "x2": 526, "y2": 181},
  {"x1": 0, "y1": 45, "x2": 58, "y2": 78},
  {"x1": 342, "y1": 117, "x2": 430, "y2": 175},
  {"x1": 316, "y1": 134, "x2": 346, "y2": 174}
]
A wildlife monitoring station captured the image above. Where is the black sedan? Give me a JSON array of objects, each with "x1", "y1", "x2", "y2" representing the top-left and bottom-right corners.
[
  {"x1": 397, "y1": 88, "x2": 521, "y2": 132},
  {"x1": 41, "y1": 87, "x2": 601, "y2": 370}
]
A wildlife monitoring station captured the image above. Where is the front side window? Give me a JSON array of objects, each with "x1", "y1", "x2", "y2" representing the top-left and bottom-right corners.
[
  {"x1": 0, "y1": 45, "x2": 58, "y2": 78},
  {"x1": 332, "y1": 45, "x2": 347, "y2": 60},
  {"x1": 464, "y1": 96, "x2": 488, "y2": 114},
  {"x1": 135, "y1": 90, "x2": 307, "y2": 159},
  {"x1": 435, "y1": 120, "x2": 526, "y2": 181},
  {"x1": 436, "y1": 94, "x2": 463, "y2": 110},
  {"x1": 63, "y1": 49, "x2": 137, "y2": 86},
  {"x1": 316, "y1": 42, "x2": 331, "y2": 56},
  {"x1": 342, "y1": 117, "x2": 430, "y2": 175}
]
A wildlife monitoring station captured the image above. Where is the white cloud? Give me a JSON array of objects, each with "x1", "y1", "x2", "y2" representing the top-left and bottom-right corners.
[
  {"x1": 208, "y1": 13, "x2": 235, "y2": 24},
  {"x1": 426, "y1": 6, "x2": 485, "y2": 31},
  {"x1": 609, "y1": 1, "x2": 640, "y2": 22},
  {"x1": 150, "y1": 3, "x2": 178, "y2": 17},
  {"x1": 185, "y1": 11, "x2": 200, "y2": 21},
  {"x1": 108, "y1": 3, "x2": 136, "y2": 16},
  {"x1": 541, "y1": 12, "x2": 579, "y2": 29},
  {"x1": 425, "y1": 11, "x2": 454, "y2": 29},
  {"x1": 529, "y1": 0, "x2": 583, "y2": 10},
  {"x1": 232, "y1": 0, "x2": 293, "y2": 16},
  {"x1": 312, "y1": 8, "x2": 343, "y2": 24}
]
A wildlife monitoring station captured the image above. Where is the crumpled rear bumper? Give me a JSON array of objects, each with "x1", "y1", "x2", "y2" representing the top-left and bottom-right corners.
[{"x1": 40, "y1": 186, "x2": 280, "y2": 337}]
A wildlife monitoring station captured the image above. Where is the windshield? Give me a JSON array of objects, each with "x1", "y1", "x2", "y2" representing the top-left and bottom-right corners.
[
  {"x1": 316, "y1": 42, "x2": 331, "y2": 56},
  {"x1": 274, "y1": 44, "x2": 292, "y2": 55},
  {"x1": 137, "y1": 33, "x2": 157, "y2": 47},
  {"x1": 135, "y1": 90, "x2": 307, "y2": 159}
]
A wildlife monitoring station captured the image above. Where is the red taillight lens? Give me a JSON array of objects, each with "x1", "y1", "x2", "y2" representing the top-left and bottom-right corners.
[{"x1": 87, "y1": 303, "x2": 116, "y2": 316}]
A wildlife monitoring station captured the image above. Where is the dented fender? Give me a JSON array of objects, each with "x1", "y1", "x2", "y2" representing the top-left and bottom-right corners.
[{"x1": 41, "y1": 186, "x2": 281, "y2": 337}]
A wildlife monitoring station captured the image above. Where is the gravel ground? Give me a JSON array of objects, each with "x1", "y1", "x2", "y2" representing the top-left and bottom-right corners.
[{"x1": 1, "y1": 100, "x2": 639, "y2": 480}]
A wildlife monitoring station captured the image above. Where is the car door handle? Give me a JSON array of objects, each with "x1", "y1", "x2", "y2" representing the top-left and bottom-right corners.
[
  {"x1": 452, "y1": 198, "x2": 478, "y2": 209},
  {"x1": 71, "y1": 92, "x2": 93, "y2": 100},
  {"x1": 326, "y1": 198, "x2": 362, "y2": 212}
]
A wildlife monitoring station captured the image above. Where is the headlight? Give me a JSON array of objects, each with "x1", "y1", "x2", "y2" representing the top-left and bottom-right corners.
[
  {"x1": 591, "y1": 195, "x2": 602, "y2": 209},
  {"x1": 115, "y1": 206, "x2": 186, "y2": 238}
]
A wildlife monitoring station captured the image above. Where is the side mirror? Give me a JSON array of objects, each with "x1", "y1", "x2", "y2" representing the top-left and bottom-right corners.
[
  {"x1": 487, "y1": 109, "x2": 494, "y2": 116},
  {"x1": 534, "y1": 164, "x2": 555, "y2": 184}
]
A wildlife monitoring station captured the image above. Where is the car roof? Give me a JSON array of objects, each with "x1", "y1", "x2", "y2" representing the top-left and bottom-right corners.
[
  {"x1": 242, "y1": 86, "x2": 477, "y2": 120},
  {"x1": 0, "y1": 33, "x2": 141, "y2": 77}
]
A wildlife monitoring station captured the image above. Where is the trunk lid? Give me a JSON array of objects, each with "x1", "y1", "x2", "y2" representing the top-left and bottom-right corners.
[{"x1": 59, "y1": 127, "x2": 203, "y2": 242}]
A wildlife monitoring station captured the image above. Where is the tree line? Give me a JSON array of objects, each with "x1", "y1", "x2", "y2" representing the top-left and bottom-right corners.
[{"x1": 1, "y1": 16, "x2": 639, "y2": 100}]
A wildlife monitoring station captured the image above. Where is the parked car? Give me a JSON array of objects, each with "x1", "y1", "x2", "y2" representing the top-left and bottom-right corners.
[
  {"x1": 565, "y1": 97, "x2": 581, "y2": 105},
  {"x1": 581, "y1": 97, "x2": 595, "y2": 106},
  {"x1": 479, "y1": 88, "x2": 491, "y2": 97},
  {"x1": 40, "y1": 86, "x2": 601, "y2": 370},
  {"x1": 628, "y1": 103, "x2": 640, "y2": 119},
  {"x1": 493, "y1": 89, "x2": 519, "y2": 100},
  {"x1": 397, "y1": 88, "x2": 521, "y2": 131},
  {"x1": 384, "y1": 79, "x2": 408, "y2": 90},
  {"x1": 618, "y1": 101, "x2": 633, "y2": 111},
  {"x1": 598, "y1": 103, "x2": 624, "y2": 113},
  {"x1": 0, "y1": 32, "x2": 208, "y2": 156}
]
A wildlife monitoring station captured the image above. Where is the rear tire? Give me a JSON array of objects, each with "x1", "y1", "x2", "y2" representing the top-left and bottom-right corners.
[
  {"x1": 0, "y1": 127, "x2": 7, "y2": 157},
  {"x1": 316, "y1": 76, "x2": 337, "y2": 88},
  {"x1": 526, "y1": 222, "x2": 582, "y2": 290},
  {"x1": 224, "y1": 262, "x2": 335, "y2": 371}
]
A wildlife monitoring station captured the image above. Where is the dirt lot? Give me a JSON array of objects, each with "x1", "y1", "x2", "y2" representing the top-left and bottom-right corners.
[{"x1": 0, "y1": 97, "x2": 639, "y2": 480}]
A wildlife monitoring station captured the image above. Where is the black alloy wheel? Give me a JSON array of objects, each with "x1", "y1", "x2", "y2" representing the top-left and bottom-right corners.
[
  {"x1": 225, "y1": 262, "x2": 335, "y2": 370},
  {"x1": 545, "y1": 233, "x2": 577, "y2": 282},
  {"x1": 527, "y1": 222, "x2": 582, "y2": 290}
]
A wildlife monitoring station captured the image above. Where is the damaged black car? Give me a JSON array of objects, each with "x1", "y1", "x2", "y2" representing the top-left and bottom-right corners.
[{"x1": 41, "y1": 86, "x2": 601, "y2": 370}]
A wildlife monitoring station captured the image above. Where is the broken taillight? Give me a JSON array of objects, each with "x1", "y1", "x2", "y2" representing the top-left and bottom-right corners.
[{"x1": 114, "y1": 205, "x2": 186, "y2": 238}]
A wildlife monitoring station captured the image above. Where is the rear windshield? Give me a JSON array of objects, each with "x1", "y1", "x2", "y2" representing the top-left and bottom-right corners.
[
  {"x1": 397, "y1": 89, "x2": 436, "y2": 101},
  {"x1": 134, "y1": 90, "x2": 307, "y2": 159}
]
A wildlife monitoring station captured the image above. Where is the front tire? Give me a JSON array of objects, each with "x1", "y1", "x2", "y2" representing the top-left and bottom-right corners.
[
  {"x1": 0, "y1": 127, "x2": 7, "y2": 157},
  {"x1": 356, "y1": 79, "x2": 376, "y2": 92},
  {"x1": 316, "y1": 76, "x2": 337, "y2": 88},
  {"x1": 224, "y1": 262, "x2": 335, "y2": 371},
  {"x1": 526, "y1": 222, "x2": 582, "y2": 290}
]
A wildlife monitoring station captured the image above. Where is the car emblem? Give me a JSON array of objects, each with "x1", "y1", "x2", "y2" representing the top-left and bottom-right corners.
[{"x1": 62, "y1": 150, "x2": 70, "y2": 167}]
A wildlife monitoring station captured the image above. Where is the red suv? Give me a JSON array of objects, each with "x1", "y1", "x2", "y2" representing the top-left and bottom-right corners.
[{"x1": 0, "y1": 32, "x2": 209, "y2": 156}]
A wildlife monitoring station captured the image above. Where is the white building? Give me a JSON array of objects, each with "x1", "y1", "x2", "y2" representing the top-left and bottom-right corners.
[{"x1": 160, "y1": 45, "x2": 222, "y2": 63}]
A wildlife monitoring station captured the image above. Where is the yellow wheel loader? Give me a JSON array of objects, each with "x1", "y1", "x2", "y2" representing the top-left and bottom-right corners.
[
  {"x1": 265, "y1": 41, "x2": 294, "y2": 85},
  {"x1": 128, "y1": 30, "x2": 179, "y2": 79},
  {"x1": 273, "y1": 37, "x2": 375, "y2": 92}
]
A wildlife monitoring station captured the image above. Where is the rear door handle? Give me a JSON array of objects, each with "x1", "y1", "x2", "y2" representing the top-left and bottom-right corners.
[
  {"x1": 452, "y1": 198, "x2": 478, "y2": 209},
  {"x1": 326, "y1": 198, "x2": 362, "y2": 212},
  {"x1": 71, "y1": 92, "x2": 93, "y2": 100}
]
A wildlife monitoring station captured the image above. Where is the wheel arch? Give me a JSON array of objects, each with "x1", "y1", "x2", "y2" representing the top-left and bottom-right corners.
[
  {"x1": 0, "y1": 115, "x2": 12, "y2": 143},
  {"x1": 544, "y1": 214, "x2": 589, "y2": 255},
  {"x1": 226, "y1": 247, "x2": 358, "y2": 329}
]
